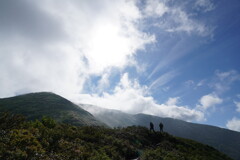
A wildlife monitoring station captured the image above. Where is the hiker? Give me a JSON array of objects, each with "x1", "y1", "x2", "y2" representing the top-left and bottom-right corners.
[
  {"x1": 150, "y1": 122, "x2": 155, "y2": 132},
  {"x1": 159, "y1": 122, "x2": 164, "y2": 132}
]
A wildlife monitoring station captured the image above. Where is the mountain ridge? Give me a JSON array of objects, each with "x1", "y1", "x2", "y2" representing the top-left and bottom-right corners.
[
  {"x1": 81, "y1": 104, "x2": 240, "y2": 160},
  {"x1": 0, "y1": 92, "x2": 105, "y2": 126}
]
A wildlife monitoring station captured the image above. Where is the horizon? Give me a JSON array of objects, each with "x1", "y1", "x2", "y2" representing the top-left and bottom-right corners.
[
  {"x1": 2, "y1": 91, "x2": 240, "y2": 133},
  {"x1": 0, "y1": 0, "x2": 240, "y2": 132}
]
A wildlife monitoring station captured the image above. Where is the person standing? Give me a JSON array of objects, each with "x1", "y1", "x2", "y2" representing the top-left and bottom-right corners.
[
  {"x1": 150, "y1": 122, "x2": 155, "y2": 132},
  {"x1": 159, "y1": 122, "x2": 164, "y2": 132}
]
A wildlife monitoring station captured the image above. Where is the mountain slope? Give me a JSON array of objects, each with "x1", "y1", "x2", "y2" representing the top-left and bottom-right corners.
[
  {"x1": 0, "y1": 113, "x2": 232, "y2": 160},
  {"x1": 0, "y1": 92, "x2": 104, "y2": 126},
  {"x1": 80, "y1": 104, "x2": 138, "y2": 127},
  {"x1": 81, "y1": 104, "x2": 240, "y2": 160}
]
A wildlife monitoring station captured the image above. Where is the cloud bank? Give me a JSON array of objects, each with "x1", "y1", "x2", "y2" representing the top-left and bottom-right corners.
[
  {"x1": 0, "y1": 0, "x2": 154, "y2": 98},
  {"x1": 0, "y1": 0, "x2": 215, "y2": 122},
  {"x1": 78, "y1": 73, "x2": 204, "y2": 121}
]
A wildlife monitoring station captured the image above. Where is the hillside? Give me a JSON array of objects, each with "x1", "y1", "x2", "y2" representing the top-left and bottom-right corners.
[
  {"x1": 81, "y1": 104, "x2": 240, "y2": 160},
  {"x1": 0, "y1": 112, "x2": 232, "y2": 160},
  {"x1": 0, "y1": 92, "x2": 104, "y2": 126}
]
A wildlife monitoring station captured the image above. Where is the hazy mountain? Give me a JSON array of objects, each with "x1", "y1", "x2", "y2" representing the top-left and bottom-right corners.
[
  {"x1": 0, "y1": 92, "x2": 104, "y2": 126},
  {"x1": 81, "y1": 104, "x2": 240, "y2": 160}
]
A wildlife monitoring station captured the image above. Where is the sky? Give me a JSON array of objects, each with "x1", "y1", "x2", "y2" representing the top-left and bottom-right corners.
[{"x1": 0, "y1": 0, "x2": 240, "y2": 131}]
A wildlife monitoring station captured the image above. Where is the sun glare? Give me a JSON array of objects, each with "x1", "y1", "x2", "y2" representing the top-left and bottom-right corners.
[{"x1": 85, "y1": 23, "x2": 132, "y2": 73}]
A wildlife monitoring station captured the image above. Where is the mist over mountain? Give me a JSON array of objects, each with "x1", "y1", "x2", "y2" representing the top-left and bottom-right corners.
[{"x1": 81, "y1": 104, "x2": 240, "y2": 160}]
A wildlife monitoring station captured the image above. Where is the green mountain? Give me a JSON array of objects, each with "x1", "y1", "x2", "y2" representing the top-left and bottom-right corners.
[
  {"x1": 0, "y1": 112, "x2": 232, "y2": 160},
  {"x1": 81, "y1": 104, "x2": 240, "y2": 160},
  {"x1": 0, "y1": 92, "x2": 236, "y2": 159},
  {"x1": 0, "y1": 92, "x2": 104, "y2": 126}
]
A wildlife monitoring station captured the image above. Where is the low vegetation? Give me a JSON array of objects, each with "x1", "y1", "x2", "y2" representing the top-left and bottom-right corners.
[{"x1": 0, "y1": 112, "x2": 232, "y2": 160}]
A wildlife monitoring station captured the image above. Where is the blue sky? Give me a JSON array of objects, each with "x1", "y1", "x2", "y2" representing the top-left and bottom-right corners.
[{"x1": 0, "y1": 0, "x2": 240, "y2": 131}]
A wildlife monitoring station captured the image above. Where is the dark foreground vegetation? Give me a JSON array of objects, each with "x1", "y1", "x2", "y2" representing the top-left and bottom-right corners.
[{"x1": 0, "y1": 112, "x2": 232, "y2": 160}]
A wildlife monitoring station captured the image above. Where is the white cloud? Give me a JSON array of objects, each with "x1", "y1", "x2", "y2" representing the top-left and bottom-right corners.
[
  {"x1": 143, "y1": 0, "x2": 214, "y2": 36},
  {"x1": 95, "y1": 72, "x2": 111, "y2": 93},
  {"x1": 184, "y1": 80, "x2": 195, "y2": 87},
  {"x1": 211, "y1": 70, "x2": 240, "y2": 94},
  {"x1": 197, "y1": 93, "x2": 223, "y2": 110},
  {"x1": 165, "y1": 8, "x2": 212, "y2": 36},
  {"x1": 42, "y1": 0, "x2": 155, "y2": 74},
  {"x1": 149, "y1": 70, "x2": 178, "y2": 90},
  {"x1": 234, "y1": 101, "x2": 240, "y2": 112},
  {"x1": 226, "y1": 117, "x2": 240, "y2": 132},
  {"x1": 0, "y1": 0, "x2": 154, "y2": 98},
  {"x1": 197, "y1": 79, "x2": 206, "y2": 87},
  {"x1": 195, "y1": 0, "x2": 215, "y2": 12},
  {"x1": 216, "y1": 70, "x2": 240, "y2": 82},
  {"x1": 166, "y1": 97, "x2": 179, "y2": 106},
  {"x1": 77, "y1": 73, "x2": 204, "y2": 122},
  {"x1": 144, "y1": 0, "x2": 169, "y2": 17}
]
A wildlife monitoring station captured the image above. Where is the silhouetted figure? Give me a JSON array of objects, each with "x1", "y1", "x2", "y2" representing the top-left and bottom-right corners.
[
  {"x1": 150, "y1": 122, "x2": 155, "y2": 132},
  {"x1": 159, "y1": 122, "x2": 164, "y2": 132}
]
